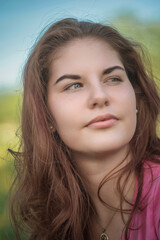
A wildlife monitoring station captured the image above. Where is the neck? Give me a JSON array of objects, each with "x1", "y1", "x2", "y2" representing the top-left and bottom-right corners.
[
  {"x1": 72, "y1": 145, "x2": 130, "y2": 194},
  {"x1": 71, "y1": 146, "x2": 135, "y2": 228}
]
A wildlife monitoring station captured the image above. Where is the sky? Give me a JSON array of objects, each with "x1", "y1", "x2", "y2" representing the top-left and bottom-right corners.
[{"x1": 1, "y1": 0, "x2": 160, "y2": 91}]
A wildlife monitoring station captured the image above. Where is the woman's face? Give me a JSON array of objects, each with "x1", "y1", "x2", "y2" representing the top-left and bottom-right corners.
[{"x1": 47, "y1": 38, "x2": 137, "y2": 158}]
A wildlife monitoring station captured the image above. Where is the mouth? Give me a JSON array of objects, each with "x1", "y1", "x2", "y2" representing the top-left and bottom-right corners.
[{"x1": 86, "y1": 113, "x2": 118, "y2": 129}]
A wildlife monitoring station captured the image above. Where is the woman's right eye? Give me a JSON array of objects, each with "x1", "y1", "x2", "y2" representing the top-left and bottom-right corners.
[{"x1": 64, "y1": 83, "x2": 82, "y2": 91}]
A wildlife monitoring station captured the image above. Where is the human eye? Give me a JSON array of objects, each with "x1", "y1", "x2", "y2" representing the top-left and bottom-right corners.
[
  {"x1": 105, "y1": 77, "x2": 122, "y2": 85},
  {"x1": 64, "y1": 82, "x2": 83, "y2": 91}
]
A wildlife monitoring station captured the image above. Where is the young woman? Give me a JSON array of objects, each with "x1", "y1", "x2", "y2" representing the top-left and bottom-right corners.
[{"x1": 9, "y1": 18, "x2": 160, "y2": 240}]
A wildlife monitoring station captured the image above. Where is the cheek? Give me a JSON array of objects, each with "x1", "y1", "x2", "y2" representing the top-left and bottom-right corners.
[
  {"x1": 117, "y1": 84, "x2": 137, "y2": 130},
  {"x1": 119, "y1": 83, "x2": 137, "y2": 110},
  {"x1": 48, "y1": 97, "x2": 75, "y2": 132},
  {"x1": 125, "y1": 88, "x2": 137, "y2": 134}
]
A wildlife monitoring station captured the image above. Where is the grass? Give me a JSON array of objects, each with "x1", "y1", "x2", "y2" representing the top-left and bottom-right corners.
[{"x1": 0, "y1": 92, "x2": 21, "y2": 239}]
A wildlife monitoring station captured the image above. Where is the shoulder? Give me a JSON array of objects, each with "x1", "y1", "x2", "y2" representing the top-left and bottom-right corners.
[
  {"x1": 142, "y1": 159, "x2": 160, "y2": 201},
  {"x1": 129, "y1": 159, "x2": 160, "y2": 239},
  {"x1": 142, "y1": 159, "x2": 160, "y2": 237},
  {"x1": 143, "y1": 159, "x2": 160, "y2": 183}
]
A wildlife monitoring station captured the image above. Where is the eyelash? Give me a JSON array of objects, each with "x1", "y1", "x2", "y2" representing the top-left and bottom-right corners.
[
  {"x1": 105, "y1": 77, "x2": 122, "y2": 83},
  {"x1": 64, "y1": 83, "x2": 83, "y2": 91},
  {"x1": 64, "y1": 77, "x2": 122, "y2": 91}
]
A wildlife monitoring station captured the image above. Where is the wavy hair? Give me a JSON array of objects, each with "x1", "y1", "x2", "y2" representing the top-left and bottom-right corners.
[{"x1": 9, "y1": 18, "x2": 160, "y2": 240}]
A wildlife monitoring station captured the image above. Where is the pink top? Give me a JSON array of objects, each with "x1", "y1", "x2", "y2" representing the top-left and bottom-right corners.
[{"x1": 121, "y1": 161, "x2": 160, "y2": 240}]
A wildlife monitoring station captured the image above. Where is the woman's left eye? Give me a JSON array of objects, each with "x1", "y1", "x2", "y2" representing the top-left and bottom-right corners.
[
  {"x1": 105, "y1": 77, "x2": 122, "y2": 84},
  {"x1": 64, "y1": 82, "x2": 82, "y2": 90}
]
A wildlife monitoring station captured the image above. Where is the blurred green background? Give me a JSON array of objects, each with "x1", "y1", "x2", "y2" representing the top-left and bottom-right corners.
[
  {"x1": 0, "y1": 13, "x2": 160, "y2": 239},
  {"x1": 0, "y1": 92, "x2": 22, "y2": 239}
]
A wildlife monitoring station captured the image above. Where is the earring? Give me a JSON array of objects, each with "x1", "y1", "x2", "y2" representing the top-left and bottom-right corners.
[
  {"x1": 136, "y1": 109, "x2": 138, "y2": 114},
  {"x1": 49, "y1": 125, "x2": 55, "y2": 132}
]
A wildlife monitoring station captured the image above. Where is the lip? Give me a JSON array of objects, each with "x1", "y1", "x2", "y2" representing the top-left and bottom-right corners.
[{"x1": 86, "y1": 113, "x2": 118, "y2": 129}]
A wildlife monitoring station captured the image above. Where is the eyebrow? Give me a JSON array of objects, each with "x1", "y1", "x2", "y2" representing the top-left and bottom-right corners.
[{"x1": 54, "y1": 65, "x2": 125, "y2": 85}]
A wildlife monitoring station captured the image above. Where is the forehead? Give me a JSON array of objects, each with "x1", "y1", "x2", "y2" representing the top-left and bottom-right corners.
[{"x1": 50, "y1": 37, "x2": 123, "y2": 74}]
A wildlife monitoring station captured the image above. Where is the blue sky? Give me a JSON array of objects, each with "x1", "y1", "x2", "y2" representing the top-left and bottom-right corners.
[{"x1": 1, "y1": 0, "x2": 160, "y2": 91}]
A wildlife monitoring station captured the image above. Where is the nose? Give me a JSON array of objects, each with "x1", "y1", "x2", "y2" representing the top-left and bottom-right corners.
[{"x1": 88, "y1": 82, "x2": 109, "y2": 109}]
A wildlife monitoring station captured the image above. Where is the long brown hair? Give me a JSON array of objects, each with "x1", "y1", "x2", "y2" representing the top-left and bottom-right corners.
[{"x1": 9, "y1": 18, "x2": 160, "y2": 240}]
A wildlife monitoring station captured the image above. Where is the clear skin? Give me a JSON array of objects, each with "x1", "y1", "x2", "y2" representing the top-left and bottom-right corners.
[{"x1": 47, "y1": 38, "x2": 137, "y2": 239}]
